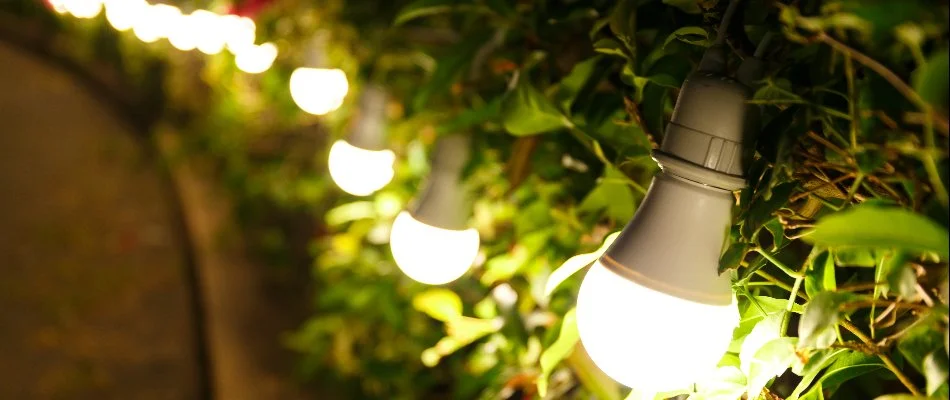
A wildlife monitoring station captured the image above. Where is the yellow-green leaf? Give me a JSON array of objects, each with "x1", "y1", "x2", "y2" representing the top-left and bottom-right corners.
[
  {"x1": 803, "y1": 205, "x2": 949, "y2": 259},
  {"x1": 412, "y1": 289, "x2": 463, "y2": 322}
]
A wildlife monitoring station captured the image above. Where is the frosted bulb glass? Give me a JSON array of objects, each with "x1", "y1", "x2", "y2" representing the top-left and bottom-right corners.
[
  {"x1": 133, "y1": 4, "x2": 180, "y2": 43},
  {"x1": 64, "y1": 0, "x2": 102, "y2": 18},
  {"x1": 327, "y1": 140, "x2": 395, "y2": 196},
  {"x1": 49, "y1": 0, "x2": 69, "y2": 14},
  {"x1": 221, "y1": 15, "x2": 256, "y2": 53},
  {"x1": 576, "y1": 262, "x2": 739, "y2": 392},
  {"x1": 234, "y1": 42, "x2": 277, "y2": 74},
  {"x1": 167, "y1": 12, "x2": 198, "y2": 51},
  {"x1": 389, "y1": 211, "x2": 479, "y2": 285},
  {"x1": 104, "y1": 0, "x2": 145, "y2": 31},
  {"x1": 289, "y1": 68, "x2": 349, "y2": 116},
  {"x1": 191, "y1": 10, "x2": 227, "y2": 55}
]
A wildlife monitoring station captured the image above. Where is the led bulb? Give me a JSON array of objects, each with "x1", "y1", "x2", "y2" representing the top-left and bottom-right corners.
[
  {"x1": 576, "y1": 262, "x2": 739, "y2": 391},
  {"x1": 327, "y1": 140, "x2": 395, "y2": 196},
  {"x1": 289, "y1": 68, "x2": 349, "y2": 115},
  {"x1": 133, "y1": 4, "x2": 180, "y2": 43},
  {"x1": 167, "y1": 12, "x2": 198, "y2": 51},
  {"x1": 64, "y1": 0, "x2": 102, "y2": 18},
  {"x1": 48, "y1": 0, "x2": 69, "y2": 14},
  {"x1": 104, "y1": 0, "x2": 145, "y2": 31},
  {"x1": 191, "y1": 10, "x2": 227, "y2": 55},
  {"x1": 234, "y1": 42, "x2": 277, "y2": 74},
  {"x1": 221, "y1": 15, "x2": 256, "y2": 53},
  {"x1": 389, "y1": 211, "x2": 480, "y2": 285}
]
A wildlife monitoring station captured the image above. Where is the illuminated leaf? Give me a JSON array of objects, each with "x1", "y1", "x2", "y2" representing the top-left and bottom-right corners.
[
  {"x1": 803, "y1": 204, "x2": 950, "y2": 259},
  {"x1": 538, "y1": 309, "x2": 579, "y2": 397},
  {"x1": 544, "y1": 231, "x2": 620, "y2": 297},
  {"x1": 412, "y1": 289, "x2": 463, "y2": 322}
]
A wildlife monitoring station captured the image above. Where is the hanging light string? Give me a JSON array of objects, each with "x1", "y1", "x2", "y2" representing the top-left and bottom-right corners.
[{"x1": 46, "y1": 0, "x2": 278, "y2": 74}]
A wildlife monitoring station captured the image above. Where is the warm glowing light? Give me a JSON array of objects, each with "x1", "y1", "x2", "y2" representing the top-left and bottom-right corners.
[
  {"x1": 575, "y1": 262, "x2": 739, "y2": 392},
  {"x1": 103, "y1": 0, "x2": 145, "y2": 31},
  {"x1": 389, "y1": 211, "x2": 480, "y2": 285},
  {"x1": 289, "y1": 67, "x2": 349, "y2": 115},
  {"x1": 190, "y1": 10, "x2": 227, "y2": 55},
  {"x1": 132, "y1": 3, "x2": 180, "y2": 43},
  {"x1": 221, "y1": 15, "x2": 256, "y2": 53},
  {"x1": 63, "y1": 0, "x2": 103, "y2": 18},
  {"x1": 234, "y1": 42, "x2": 278, "y2": 74},
  {"x1": 48, "y1": 0, "x2": 69, "y2": 14},
  {"x1": 327, "y1": 140, "x2": 395, "y2": 196},
  {"x1": 167, "y1": 11, "x2": 198, "y2": 51}
]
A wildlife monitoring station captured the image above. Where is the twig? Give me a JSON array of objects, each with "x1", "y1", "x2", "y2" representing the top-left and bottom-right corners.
[
  {"x1": 839, "y1": 319, "x2": 923, "y2": 396},
  {"x1": 754, "y1": 247, "x2": 804, "y2": 279},
  {"x1": 807, "y1": 131, "x2": 853, "y2": 162}
]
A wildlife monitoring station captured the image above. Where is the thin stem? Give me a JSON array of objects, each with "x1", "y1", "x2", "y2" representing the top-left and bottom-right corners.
[
  {"x1": 844, "y1": 174, "x2": 865, "y2": 204},
  {"x1": 754, "y1": 270, "x2": 809, "y2": 300},
  {"x1": 754, "y1": 247, "x2": 804, "y2": 279},
  {"x1": 839, "y1": 319, "x2": 923, "y2": 396},
  {"x1": 845, "y1": 54, "x2": 858, "y2": 150}
]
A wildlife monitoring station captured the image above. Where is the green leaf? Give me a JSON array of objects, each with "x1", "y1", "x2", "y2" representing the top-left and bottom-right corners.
[
  {"x1": 662, "y1": 0, "x2": 702, "y2": 14},
  {"x1": 923, "y1": 350, "x2": 949, "y2": 395},
  {"x1": 538, "y1": 309, "x2": 579, "y2": 397},
  {"x1": 438, "y1": 96, "x2": 502, "y2": 134},
  {"x1": 501, "y1": 80, "x2": 571, "y2": 136},
  {"x1": 608, "y1": 0, "x2": 637, "y2": 56},
  {"x1": 764, "y1": 218, "x2": 788, "y2": 250},
  {"x1": 693, "y1": 365, "x2": 747, "y2": 400},
  {"x1": 555, "y1": 56, "x2": 603, "y2": 110},
  {"x1": 394, "y1": 0, "x2": 482, "y2": 25},
  {"x1": 874, "y1": 395, "x2": 934, "y2": 400},
  {"x1": 662, "y1": 26, "x2": 711, "y2": 48},
  {"x1": 803, "y1": 204, "x2": 950, "y2": 259},
  {"x1": 544, "y1": 231, "x2": 620, "y2": 297},
  {"x1": 578, "y1": 166, "x2": 636, "y2": 222},
  {"x1": 800, "y1": 351, "x2": 885, "y2": 400},
  {"x1": 878, "y1": 250, "x2": 917, "y2": 299},
  {"x1": 741, "y1": 181, "x2": 797, "y2": 240},
  {"x1": 412, "y1": 289, "x2": 463, "y2": 322},
  {"x1": 788, "y1": 348, "x2": 850, "y2": 400},
  {"x1": 805, "y1": 251, "x2": 837, "y2": 299},
  {"x1": 912, "y1": 48, "x2": 949, "y2": 109},
  {"x1": 719, "y1": 242, "x2": 748, "y2": 274},
  {"x1": 834, "y1": 248, "x2": 878, "y2": 267},
  {"x1": 899, "y1": 312, "x2": 948, "y2": 382},
  {"x1": 746, "y1": 337, "x2": 799, "y2": 398},
  {"x1": 799, "y1": 291, "x2": 854, "y2": 349},
  {"x1": 593, "y1": 38, "x2": 627, "y2": 58}
]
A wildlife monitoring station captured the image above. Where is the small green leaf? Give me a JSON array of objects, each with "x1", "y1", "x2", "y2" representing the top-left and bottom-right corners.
[
  {"x1": 693, "y1": 365, "x2": 747, "y2": 400},
  {"x1": 923, "y1": 350, "x2": 949, "y2": 395},
  {"x1": 502, "y1": 80, "x2": 570, "y2": 136},
  {"x1": 578, "y1": 166, "x2": 636, "y2": 222},
  {"x1": 799, "y1": 291, "x2": 854, "y2": 349},
  {"x1": 834, "y1": 248, "x2": 878, "y2": 267},
  {"x1": 874, "y1": 395, "x2": 934, "y2": 400},
  {"x1": 800, "y1": 351, "x2": 885, "y2": 400},
  {"x1": 746, "y1": 337, "x2": 799, "y2": 398},
  {"x1": 439, "y1": 97, "x2": 502, "y2": 134},
  {"x1": 803, "y1": 204, "x2": 950, "y2": 259},
  {"x1": 544, "y1": 232, "x2": 620, "y2": 297},
  {"x1": 879, "y1": 250, "x2": 917, "y2": 298},
  {"x1": 394, "y1": 0, "x2": 483, "y2": 25},
  {"x1": 538, "y1": 309, "x2": 580, "y2": 397},
  {"x1": 593, "y1": 38, "x2": 627, "y2": 58},
  {"x1": 788, "y1": 348, "x2": 850, "y2": 400},
  {"x1": 899, "y1": 312, "x2": 949, "y2": 385},
  {"x1": 805, "y1": 251, "x2": 837, "y2": 299},
  {"x1": 764, "y1": 218, "x2": 788, "y2": 250},
  {"x1": 662, "y1": 0, "x2": 702, "y2": 14},
  {"x1": 555, "y1": 56, "x2": 603, "y2": 110},
  {"x1": 912, "y1": 48, "x2": 949, "y2": 109},
  {"x1": 719, "y1": 242, "x2": 749, "y2": 274},
  {"x1": 412, "y1": 289, "x2": 463, "y2": 322},
  {"x1": 662, "y1": 26, "x2": 711, "y2": 48}
]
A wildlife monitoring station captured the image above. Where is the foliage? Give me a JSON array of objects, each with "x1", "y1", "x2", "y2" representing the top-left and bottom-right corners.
[{"x1": 12, "y1": 0, "x2": 950, "y2": 399}]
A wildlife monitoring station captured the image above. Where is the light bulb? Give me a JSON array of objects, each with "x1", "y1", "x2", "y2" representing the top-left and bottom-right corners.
[
  {"x1": 48, "y1": 0, "x2": 68, "y2": 14},
  {"x1": 167, "y1": 12, "x2": 199, "y2": 51},
  {"x1": 328, "y1": 140, "x2": 395, "y2": 196},
  {"x1": 289, "y1": 68, "x2": 349, "y2": 115},
  {"x1": 63, "y1": 0, "x2": 102, "y2": 18},
  {"x1": 577, "y1": 261, "x2": 739, "y2": 391},
  {"x1": 103, "y1": 0, "x2": 145, "y2": 31},
  {"x1": 191, "y1": 10, "x2": 227, "y2": 55},
  {"x1": 389, "y1": 211, "x2": 480, "y2": 285},
  {"x1": 133, "y1": 4, "x2": 181, "y2": 43},
  {"x1": 234, "y1": 42, "x2": 277, "y2": 74},
  {"x1": 574, "y1": 69, "x2": 753, "y2": 391},
  {"x1": 221, "y1": 15, "x2": 256, "y2": 54}
]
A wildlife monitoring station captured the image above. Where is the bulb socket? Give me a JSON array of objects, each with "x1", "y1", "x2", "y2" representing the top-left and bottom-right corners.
[
  {"x1": 408, "y1": 134, "x2": 472, "y2": 231},
  {"x1": 346, "y1": 85, "x2": 389, "y2": 151}
]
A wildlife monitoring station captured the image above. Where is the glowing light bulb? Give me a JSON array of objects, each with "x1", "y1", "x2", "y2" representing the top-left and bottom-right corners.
[
  {"x1": 289, "y1": 68, "x2": 349, "y2": 115},
  {"x1": 576, "y1": 262, "x2": 739, "y2": 391},
  {"x1": 64, "y1": 0, "x2": 102, "y2": 18},
  {"x1": 389, "y1": 211, "x2": 480, "y2": 285},
  {"x1": 327, "y1": 140, "x2": 395, "y2": 196},
  {"x1": 167, "y1": 11, "x2": 199, "y2": 51},
  {"x1": 103, "y1": 0, "x2": 145, "y2": 31},
  {"x1": 221, "y1": 15, "x2": 256, "y2": 53},
  {"x1": 190, "y1": 10, "x2": 227, "y2": 55},
  {"x1": 48, "y1": 0, "x2": 68, "y2": 14},
  {"x1": 234, "y1": 42, "x2": 277, "y2": 74},
  {"x1": 133, "y1": 4, "x2": 180, "y2": 43}
]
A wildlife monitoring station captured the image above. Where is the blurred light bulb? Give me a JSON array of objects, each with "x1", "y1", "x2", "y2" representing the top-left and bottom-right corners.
[
  {"x1": 577, "y1": 262, "x2": 739, "y2": 391},
  {"x1": 327, "y1": 140, "x2": 395, "y2": 196},
  {"x1": 289, "y1": 67, "x2": 348, "y2": 115},
  {"x1": 190, "y1": 10, "x2": 227, "y2": 55},
  {"x1": 48, "y1": 0, "x2": 68, "y2": 14},
  {"x1": 133, "y1": 4, "x2": 180, "y2": 43},
  {"x1": 103, "y1": 0, "x2": 145, "y2": 31},
  {"x1": 167, "y1": 12, "x2": 198, "y2": 51},
  {"x1": 389, "y1": 211, "x2": 480, "y2": 285},
  {"x1": 234, "y1": 42, "x2": 277, "y2": 74},
  {"x1": 221, "y1": 15, "x2": 256, "y2": 53},
  {"x1": 64, "y1": 0, "x2": 102, "y2": 18}
]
